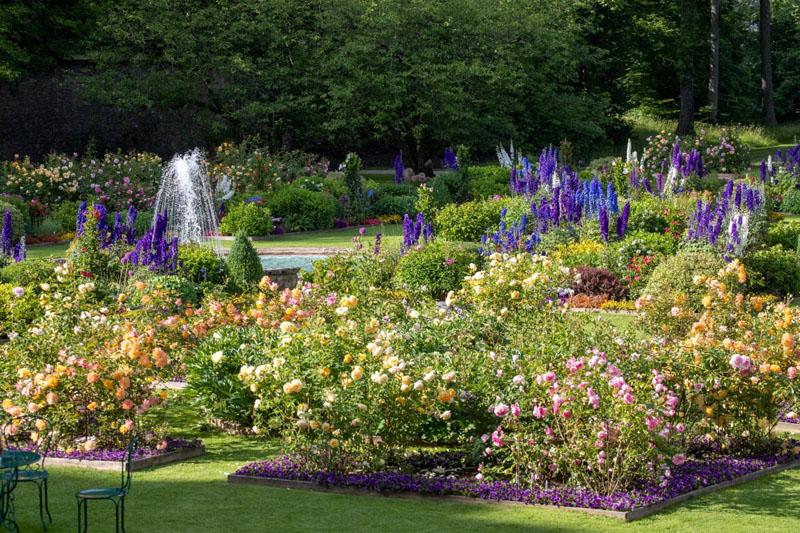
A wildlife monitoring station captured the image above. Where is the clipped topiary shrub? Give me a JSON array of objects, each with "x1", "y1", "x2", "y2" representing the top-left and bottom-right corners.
[
  {"x1": 393, "y1": 241, "x2": 480, "y2": 299},
  {"x1": 571, "y1": 266, "x2": 627, "y2": 301},
  {"x1": 178, "y1": 244, "x2": 227, "y2": 285},
  {"x1": 744, "y1": 246, "x2": 800, "y2": 296},
  {"x1": 226, "y1": 233, "x2": 264, "y2": 290},
  {"x1": 219, "y1": 202, "x2": 274, "y2": 236},
  {"x1": 266, "y1": 186, "x2": 336, "y2": 231},
  {"x1": 434, "y1": 197, "x2": 528, "y2": 242}
]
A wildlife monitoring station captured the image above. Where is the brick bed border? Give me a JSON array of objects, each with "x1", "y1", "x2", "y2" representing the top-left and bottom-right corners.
[
  {"x1": 227, "y1": 457, "x2": 800, "y2": 522},
  {"x1": 47, "y1": 445, "x2": 205, "y2": 472}
]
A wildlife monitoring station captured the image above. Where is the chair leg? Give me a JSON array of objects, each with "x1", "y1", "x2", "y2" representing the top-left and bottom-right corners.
[
  {"x1": 114, "y1": 500, "x2": 120, "y2": 533},
  {"x1": 83, "y1": 499, "x2": 88, "y2": 533},
  {"x1": 76, "y1": 498, "x2": 82, "y2": 533},
  {"x1": 38, "y1": 481, "x2": 47, "y2": 531},
  {"x1": 120, "y1": 496, "x2": 126, "y2": 533},
  {"x1": 44, "y1": 478, "x2": 52, "y2": 523}
]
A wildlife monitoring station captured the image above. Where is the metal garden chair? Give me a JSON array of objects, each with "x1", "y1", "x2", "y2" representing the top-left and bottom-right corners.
[
  {"x1": 76, "y1": 436, "x2": 139, "y2": 533},
  {"x1": 1, "y1": 414, "x2": 54, "y2": 531}
]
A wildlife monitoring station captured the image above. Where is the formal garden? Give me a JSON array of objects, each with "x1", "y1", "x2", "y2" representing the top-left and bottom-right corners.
[{"x1": 2, "y1": 0, "x2": 800, "y2": 531}]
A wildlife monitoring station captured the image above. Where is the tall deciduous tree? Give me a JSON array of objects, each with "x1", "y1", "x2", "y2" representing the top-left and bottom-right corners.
[{"x1": 760, "y1": 0, "x2": 777, "y2": 126}]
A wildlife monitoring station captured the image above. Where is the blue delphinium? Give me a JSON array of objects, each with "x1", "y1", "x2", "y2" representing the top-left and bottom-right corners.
[
  {"x1": 443, "y1": 147, "x2": 458, "y2": 170},
  {"x1": 76, "y1": 201, "x2": 88, "y2": 237},
  {"x1": 606, "y1": 182, "x2": 618, "y2": 215},
  {"x1": 599, "y1": 205, "x2": 609, "y2": 242}
]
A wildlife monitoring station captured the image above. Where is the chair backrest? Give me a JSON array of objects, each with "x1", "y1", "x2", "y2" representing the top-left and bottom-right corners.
[
  {"x1": 1, "y1": 415, "x2": 52, "y2": 471},
  {"x1": 120, "y1": 436, "x2": 140, "y2": 494}
]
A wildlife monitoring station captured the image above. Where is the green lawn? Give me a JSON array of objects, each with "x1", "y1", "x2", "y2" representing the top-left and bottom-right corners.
[
  {"x1": 25, "y1": 225, "x2": 403, "y2": 259},
  {"x1": 7, "y1": 391, "x2": 798, "y2": 532}
]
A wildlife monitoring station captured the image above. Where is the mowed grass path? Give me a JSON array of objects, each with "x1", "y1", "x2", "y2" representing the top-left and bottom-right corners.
[{"x1": 11, "y1": 403, "x2": 800, "y2": 533}]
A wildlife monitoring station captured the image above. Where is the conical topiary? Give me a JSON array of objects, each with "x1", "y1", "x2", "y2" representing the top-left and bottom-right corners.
[{"x1": 226, "y1": 233, "x2": 263, "y2": 290}]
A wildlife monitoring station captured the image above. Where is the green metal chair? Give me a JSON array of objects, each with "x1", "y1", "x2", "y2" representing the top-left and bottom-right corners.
[
  {"x1": 76, "y1": 436, "x2": 139, "y2": 533},
  {"x1": 1, "y1": 414, "x2": 53, "y2": 531}
]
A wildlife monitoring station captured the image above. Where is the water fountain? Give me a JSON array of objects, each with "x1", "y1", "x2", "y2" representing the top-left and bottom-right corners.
[{"x1": 152, "y1": 149, "x2": 222, "y2": 254}]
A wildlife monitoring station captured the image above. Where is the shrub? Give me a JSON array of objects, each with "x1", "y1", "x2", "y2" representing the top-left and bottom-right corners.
[
  {"x1": 226, "y1": 233, "x2": 264, "y2": 290},
  {"x1": 642, "y1": 251, "x2": 724, "y2": 310},
  {"x1": 744, "y1": 246, "x2": 800, "y2": 296},
  {"x1": 0, "y1": 283, "x2": 43, "y2": 335},
  {"x1": 0, "y1": 258, "x2": 55, "y2": 286},
  {"x1": 219, "y1": 202, "x2": 274, "y2": 236},
  {"x1": 552, "y1": 240, "x2": 605, "y2": 268},
  {"x1": 370, "y1": 195, "x2": 416, "y2": 217},
  {"x1": 178, "y1": 244, "x2": 227, "y2": 285},
  {"x1": 393, "y1": 241, "x2": 480, "y2": 299},
  {"x1": 53, "y1": 201, "x2": 81, "y2": 232},
  {"x1": 430, "y1": 171, "x2": 469, "y2": 206},
  {"x1": 0, "y1": 195, "x2": 31, "y2": 229},
  {"x1": 126, "y1": 274, "x2": 200, "y2": 307},
  {"x1": 571, "y1": 266, "x2": 627, "y2": 301},
  {"x1": 266, "y1": 187, "x2": 335, "y2": 231},
  {"x1": 305, "y1": 251, "x2": 398, "y2": 295},
  {"x1": 376, "y1": 182, "x2": 416, "y2": 199},
  {"x1": 32, "y1": 216, "x2": 62, "y2": 237},
  {"x1": 469, "y1": 166, "x2": 508, "y2": 198},
  {"x1": 435, "y1": 198, "x2": 523, "y2": 242},
  {"x1": 186, "y1": 325, "x2": 262, "y2": 429},
  {"x1": 767, "y1": 220, "x2": 800, "y2": 251},
  {"x1": 628, "y1": 196, "x2": 687, "y2": 236},
  {"x1": 0, "y1": 202, "x2": 25, "y2": 242},
  {"x1": 780, "y1": 189, "x2": 800, "y2": 214}
]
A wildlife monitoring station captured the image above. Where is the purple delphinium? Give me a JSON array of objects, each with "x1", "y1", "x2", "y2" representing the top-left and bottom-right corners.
[
  {"x1": 616, "y1": 201, "x2": 630, "y2": 239},
  {"x1": 111, "y1": 212, "x2": 125, "y2": 245},
  {"x1": 394, "y1": 153, "x2": 404, "y2": 184},
  {"x1": 373, "y1": 232, "x2": 382, "y2": 255},
  {"x1": 760, "y1": 160, "x2": 767, "y2": 183},
  {"x1": 12, "y1": 239, "x2": 26, "y2": 263},
  {"x1": 122, "y1": 212, "x2": 179, "y2": 273},
  {"x1": 126, "y1": 205, "x2": 138, "y2": 244},
  {"x1": 443, "y1": 147, "x2": 458, "y2": 170},
  {"x1": 599, "y1": 205, "x2": 609, "y2": 242},
  {"x1": 76, "y1": 201, "x2": 88, "y2": 237},
  {"x1": 1, "y1": 209, "x2": 12, "y2": 257},
  {"x1": 606, "y1": 182, "x2": 618, "y2": 215}
]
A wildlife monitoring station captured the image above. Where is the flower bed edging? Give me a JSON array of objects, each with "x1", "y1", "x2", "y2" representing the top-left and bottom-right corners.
[
  {"x1": 776, "y1": 422, "x2": 800, "y2": 434},
  {"x1": 227, "y1": 457, "x2": 800, "y2": 522},
  {"x1": 47, "y1": 444, "x2": 205, "y2": 472}
]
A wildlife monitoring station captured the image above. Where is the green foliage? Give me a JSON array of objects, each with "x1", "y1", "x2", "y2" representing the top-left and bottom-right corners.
[
  {"x1": 342, "y1": 153, "x2": 365, "y2": 223},
  {"x1": 219, "y1": 202, "x2": 274, "y2": 236},
  {"x1": 177, "y1": 244, "x2": 227, "y2": 285},
  {"x1": 127, "y1": 274, "x2": 200, "y2": 307},
  {"x1": 781, "y1": 189, "x2": 800, "y2": 214},
  {"x1": 469, "y1": 166, "x2": 508, "y2": 199},
  {"x1": 53, "y1": 201, "x2": 80, "y2": 232},
  {"x1": 0, "y1": 257, "x2": 55, "y2": 286},
  {"x1": 642, "y1": 251, "x2": 724, "y2": 309},
  {"x1": 393, "y1": 241, "x2": 479, "y2": 299},
  {"x1": 768, "y1": 220, "x2": 800, "y2": 251},
  {"x1": 266, "y1": 187, "x2": 335, "y2": 232},
  {"x1": 434, "y1": 198, "x2": 512, "y2": 242},
  {"x1": 305, "y1": 251, "x2": 398, "y2": 295},
  {"x1": 32, "y1": 216, "x2": 62, "y2": 237},
  {"x1": 226, "y1": 233, "x2": 264, "y2": 291},
  {"x1": 430, "y1": 172, "x2": 469, "y2": 207},
  {"x1": 370, "y1": 195, "x2": 416, "y2": 217},
  {"x1": 0, "y1": 283, "x2": 43, "y2": 335},
  {"x1": 186, "y1": 325, "x2": 262, "y2": 429},
  {"x1": 744, "y1": 246, "x2": 800, "y2": 296}
]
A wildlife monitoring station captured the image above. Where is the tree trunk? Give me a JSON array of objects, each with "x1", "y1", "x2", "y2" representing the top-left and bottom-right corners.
[
  {"x1": 708, "y1": 0, "x2": 720, "y2": 122},
  {"x1": 678, "y1": 77, "x2": 695, "y2": 136},
  {"x1": 760, "y1": 0, "x2": 777, "y2": 126}
]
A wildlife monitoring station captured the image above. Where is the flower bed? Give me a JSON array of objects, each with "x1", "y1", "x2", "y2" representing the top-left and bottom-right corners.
[
  {"x1": 40, "y1": 438, "x2": 205, "y2": 471},
  {"x1": 229, "y1": 451, "x2": 800, "y2": 521}
]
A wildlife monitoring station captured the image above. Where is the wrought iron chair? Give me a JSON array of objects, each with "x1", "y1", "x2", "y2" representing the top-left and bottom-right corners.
[
  {"x1": 1, "y1": 414, "x2": 53, "y2": 531},
  {"x1": 76, "y1": 436, "x2": 139, "y2": 533}
]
